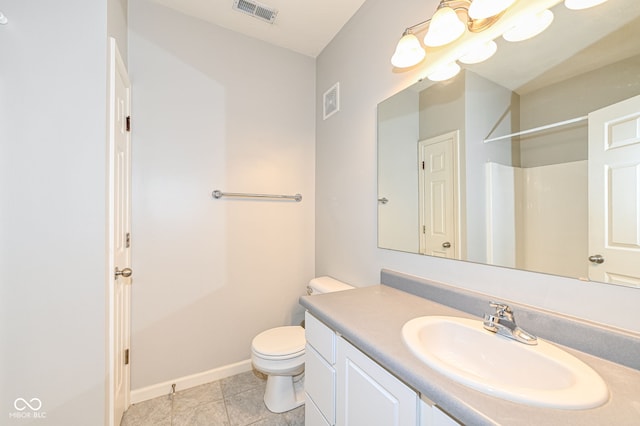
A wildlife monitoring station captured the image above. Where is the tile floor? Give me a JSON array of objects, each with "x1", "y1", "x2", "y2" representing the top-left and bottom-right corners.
[{"x1": 121, "y1": 371, "x2": 304, "y2": 426}]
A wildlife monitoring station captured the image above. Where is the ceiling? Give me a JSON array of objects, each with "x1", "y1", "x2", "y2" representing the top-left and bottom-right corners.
[
  {"x1": 474, "y1": 0, "x2": 640, "y2": 94},
  {"x1": 145, "y1": 0, "x2": 640, "y2": 89},
  {"x1": 147, "y1": 0, "x2": 368, "y2": 57}
]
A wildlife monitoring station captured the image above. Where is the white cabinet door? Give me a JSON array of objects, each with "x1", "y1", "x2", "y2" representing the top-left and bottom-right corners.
[
  {"x1": 306, "y1": 396, "x2": 331, "y2": 426},
  {"x1": 336, "y1": 337, "x2": 418, "y2": 426}
]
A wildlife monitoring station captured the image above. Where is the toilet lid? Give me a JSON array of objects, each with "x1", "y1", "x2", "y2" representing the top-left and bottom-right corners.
[{"x1": 252, "y1": 326, "x2": 305, "y2": 357}]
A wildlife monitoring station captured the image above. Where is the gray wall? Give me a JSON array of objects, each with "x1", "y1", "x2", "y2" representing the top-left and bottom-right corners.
[
  {"x1": 519, "y1": 55, "x2": 640, "y2": 167},
  {"x1": 1, "y1": 0, "x2": 112, "y2": 423},
  {"x1": 378, "y1": 89, "x2": 419, "y2": 252},
  {"x1": 128, "y1": 0, "x2": 316, "y2": 390},
  {"x1": 315, "y1": 0, "x2": 640, "y2": 332}
]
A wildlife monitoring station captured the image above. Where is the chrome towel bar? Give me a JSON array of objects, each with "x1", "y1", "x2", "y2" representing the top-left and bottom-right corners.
[{"x1": 212, "y1": 190, "x2": 302, "y2": 202}]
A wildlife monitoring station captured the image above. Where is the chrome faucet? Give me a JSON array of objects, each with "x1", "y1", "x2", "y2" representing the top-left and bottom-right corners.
[{"x1": 483, "y1": 302, "x2": 537, "y2": 345}]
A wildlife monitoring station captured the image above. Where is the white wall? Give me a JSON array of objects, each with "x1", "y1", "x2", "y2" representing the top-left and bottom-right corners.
[
  {"x1": 377, "y1": 89, "x2": 419, "y2": 252},
  {"x1": 464, "y1": 71, "x2": 518, "y2": 263},
  {"x1": 315, "y1": 0, "x2": 640, "y2": 332},
  {"x1": 128, "y1": 0, "x2": 316, "y2": 390},
  {"x1": 108, "y1": 0, "x2": 128, "y2": 64},
  {"x1": 522, "y1": 161, "x2": 588, "y2": 278},
  {"x1": 0, "y1": 1, "x2": 112, "y2": 424},
  {"x1": 486, "y1": 163, "x2": 519, "y2": 268}
]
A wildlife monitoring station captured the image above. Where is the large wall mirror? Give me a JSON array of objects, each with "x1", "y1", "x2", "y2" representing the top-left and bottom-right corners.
[{"x1": 378, "y1": 0, "x2": 640, "y2": 287}]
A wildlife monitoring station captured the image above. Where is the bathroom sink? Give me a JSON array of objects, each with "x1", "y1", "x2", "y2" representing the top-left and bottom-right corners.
[{"x1": 401, "y1": 316, "x2": 609, "y2": 409}]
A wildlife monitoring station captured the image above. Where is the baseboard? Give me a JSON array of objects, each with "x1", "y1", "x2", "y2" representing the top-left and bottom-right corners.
[{"x1": 130, "y1": 359, "x2": 253, "y2": 404}]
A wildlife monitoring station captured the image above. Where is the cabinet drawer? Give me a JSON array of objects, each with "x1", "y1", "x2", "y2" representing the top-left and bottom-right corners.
[
  {"x1": 305, "y1": 312, "x2": 335, "y2": 363},
  {"x1": 305, "y1": 392, "x2": 331, "y2": 426},
  {"x1": 305, "y1": 344, "x2": 336, "y2": 424}
]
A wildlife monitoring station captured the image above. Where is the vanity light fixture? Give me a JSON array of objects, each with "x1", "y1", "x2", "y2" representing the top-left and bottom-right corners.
[
  {"x1": 391, "y1": 0, "x2": 513, "y2": 69},
  {"x1": 503, "y1": 9, "x2": 554, "y2": 42},
  {"x1": 391, "y1": 29, "x2": 426, "y2": 68},
  {"x1": 468, "y1": 0, "x2": 516, "y2": 20},
  {"x1": 428, "y1": 62, "x2": 462, "y2": 82},
  {"x1": 392, "y1": 0, "x2": 604, "y2": 80},
  {"x1": 423, "y1": 5, "x2": 466, "y2": 47},
  {"x1": 564, "y1": 0, "x2": 609, "y2": 10},
  {"x1": 459, "y1": 40, "x2": 498, "y2": 64}
]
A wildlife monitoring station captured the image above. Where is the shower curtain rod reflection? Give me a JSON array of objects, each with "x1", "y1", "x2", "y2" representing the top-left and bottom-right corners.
[
  {"x1": 484, "y1": 115, "x2": 588, "y2": 143},
  {"x1": 212, "y1": 190, "x2": 302, "y2": 202}
]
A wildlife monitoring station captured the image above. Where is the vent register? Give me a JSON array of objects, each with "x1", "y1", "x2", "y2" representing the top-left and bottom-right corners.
[{"x1": 233, "y1": 0, "x2": 278, "y2": 24}]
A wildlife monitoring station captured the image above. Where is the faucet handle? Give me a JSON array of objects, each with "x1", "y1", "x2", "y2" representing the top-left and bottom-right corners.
[{"x1": 489, "y1": 302, "x2": 513, "y2": 319}]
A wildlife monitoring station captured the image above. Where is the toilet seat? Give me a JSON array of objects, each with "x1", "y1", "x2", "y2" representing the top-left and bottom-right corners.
[{"x1": 252, "y1": 326, "x2": 305, "y2": 359}]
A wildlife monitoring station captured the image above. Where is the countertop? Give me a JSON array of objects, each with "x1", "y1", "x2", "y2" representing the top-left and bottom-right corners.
[{"x1": 299, "y1": 284, "x2": 640, "y2": 425}]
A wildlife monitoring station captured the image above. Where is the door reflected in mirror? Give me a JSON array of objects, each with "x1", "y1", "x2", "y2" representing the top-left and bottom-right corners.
[{"x1": 377, "y1": 0, "x2": 640, "y2": 287}]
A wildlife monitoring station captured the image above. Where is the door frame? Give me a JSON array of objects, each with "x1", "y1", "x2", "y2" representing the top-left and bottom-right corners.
[{"x1": 106, "y1": 37, "x2": 132, "y2": 426}]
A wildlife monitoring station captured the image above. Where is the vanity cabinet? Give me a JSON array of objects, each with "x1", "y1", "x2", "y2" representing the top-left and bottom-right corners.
[
  {"x1": 305, "y1": 312, "x2": 337, "y2": 426},
  {"x1": 305, "y1": 312, "x2": 458, "y2": 426},
  {"x1": 336, "y1": 336, "x2": 417, "y2": 425}
]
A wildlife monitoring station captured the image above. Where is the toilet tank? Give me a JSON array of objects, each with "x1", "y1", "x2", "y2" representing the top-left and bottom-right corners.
[{"x1": 307, "y1": 276, "x2": 354, "y2": 295}]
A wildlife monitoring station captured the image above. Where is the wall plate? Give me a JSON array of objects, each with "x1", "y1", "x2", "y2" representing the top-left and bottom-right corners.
[{"x1": 323, "y1": 82, "x2": 340, "y2": 120}]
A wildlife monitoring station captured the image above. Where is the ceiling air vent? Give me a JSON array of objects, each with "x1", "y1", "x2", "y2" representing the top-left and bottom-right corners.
[{"x1": 233, "y1": 0, "x2": 278, "y2": 24}]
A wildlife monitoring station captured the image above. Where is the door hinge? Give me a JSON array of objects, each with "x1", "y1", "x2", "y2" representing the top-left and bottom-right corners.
[
  {"x1": 423, "y1": 225, "x2": 426, "y2": 233},
  {"x1": 124, "y1": 349, "x2": 130, "y2": 365},
  {"x1": 125, "y1": 232, "x2": 131, "y2": 248},
  {"x1": 422, "y1": 160, "x2": 425, "y2": 170},
  {"x1": 126, "y1": 116, "x2": 131, "y2": 132}
]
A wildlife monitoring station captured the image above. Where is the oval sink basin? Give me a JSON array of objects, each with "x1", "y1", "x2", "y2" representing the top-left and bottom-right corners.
[{"x1": 402, "y1": 316, "x2": 608, "y2": 409}]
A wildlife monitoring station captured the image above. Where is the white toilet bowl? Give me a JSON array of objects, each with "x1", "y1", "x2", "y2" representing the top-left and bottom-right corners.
[
  {"x1": 251, "y1": 277, "x2": 354, "y2": 413},
  {"x1": 251, "y1": 326, "x2": 306, "y2": 413}
]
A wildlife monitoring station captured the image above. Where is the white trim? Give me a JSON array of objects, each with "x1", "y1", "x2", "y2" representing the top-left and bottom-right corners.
[
  {"x1": 107, "y1": 36, "x2": 132, "y2": 426},
  {"x1": 130, "y1": 359, "x2": 253, "y2": 404}
]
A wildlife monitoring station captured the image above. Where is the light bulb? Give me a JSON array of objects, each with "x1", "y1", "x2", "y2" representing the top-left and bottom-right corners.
[
  {"x1": 459, "y1": 41, "x2": 498, "y2": 64},
  {"x1": 391, "y1": 32, "x2": 426, "y2": 68},
  {"x1": 503, "y1": 9, "x2": 554, "y2": 42},
  {"x1": 468, "y1": 0, "x2": 517, "y2": 20},
  {"x1": 565, "y1": 0, "x2": 608, "y2": 10},
  {"x1": 424, "y1": 7, "x2": 465, "y2": 47},
  {"x1": 428, "y1": 62, "x2": 461, "y2": 82}
]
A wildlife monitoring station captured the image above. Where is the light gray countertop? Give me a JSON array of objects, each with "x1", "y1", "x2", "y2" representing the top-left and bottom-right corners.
[{"x1": 299, "y1": 284, "x2": 640, "y2": 425}]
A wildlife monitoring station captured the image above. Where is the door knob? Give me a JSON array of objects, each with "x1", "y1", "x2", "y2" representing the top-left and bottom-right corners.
[
  {"x1": 115, "y1": 267, "x2": 133, "y2": 279},
  {"x1": 442, "y1": 242, "x2": 451, "y2": 248},
  {"x1": 588, "y1": 255, "x2": 605, "y2": 264}
]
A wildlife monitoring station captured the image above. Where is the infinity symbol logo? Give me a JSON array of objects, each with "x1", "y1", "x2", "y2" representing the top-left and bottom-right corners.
[{"x1": 14, "y1": 398, "x2": 42, "y2": 411}]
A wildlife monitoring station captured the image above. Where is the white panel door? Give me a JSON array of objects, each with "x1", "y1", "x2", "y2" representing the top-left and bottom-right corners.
[
  {"x1": 336, "y1": 338, "x2": 417, "y2": 426},
  {"x1": 108, "y1": 38, "x2": 132, "y2": 425},
  {"x1": 419, "y1": 132, "x2": 459, "y2": 258},
  {"x1": 588, "y1": 94, "x2": 640, "y2": 287}
]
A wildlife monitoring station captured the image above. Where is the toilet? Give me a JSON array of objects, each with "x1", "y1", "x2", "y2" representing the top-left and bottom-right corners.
[{"x1": 251, "y1": 276, "x2": 354, "y2": 413}]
